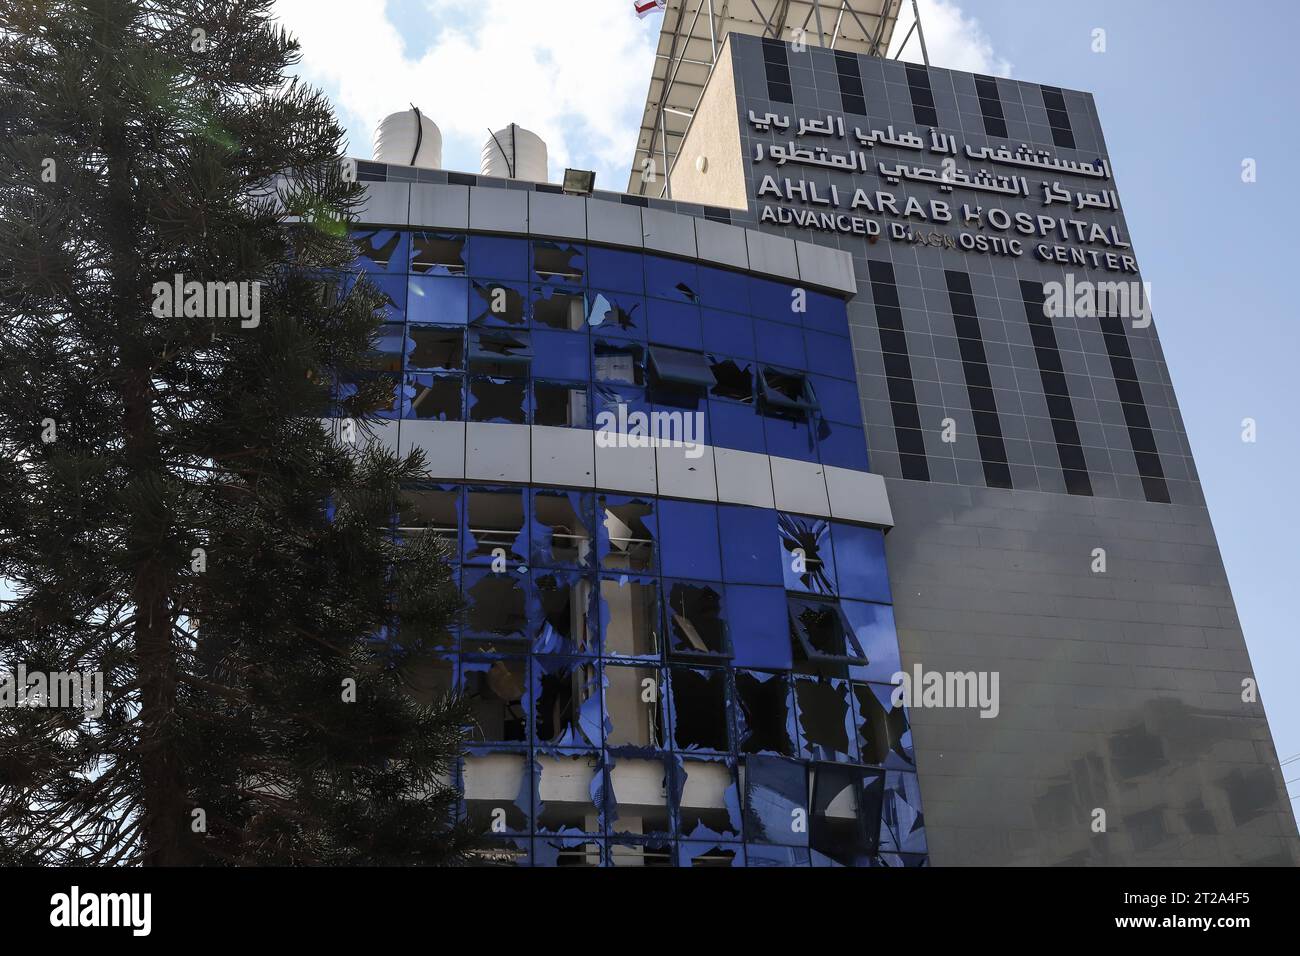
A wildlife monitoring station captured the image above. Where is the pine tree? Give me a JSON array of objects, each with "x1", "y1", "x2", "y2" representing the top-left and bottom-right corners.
[{"x1": 0, "y1": 0, "x2": 477, "y2": 865}]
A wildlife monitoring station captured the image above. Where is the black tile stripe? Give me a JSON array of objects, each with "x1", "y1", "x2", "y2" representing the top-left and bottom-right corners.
[
  {"x1": 904, "y1": 62, "x2": 938, "y2": 128},
  {"x1": 1040, "y1": 85, "x2": 1076, "y2": 150},
  {"x1": 1019, "y1": 281, "x2": 1093, "y2": 497},
  {"x1": 868, "y1": 260, "x2": 929, "y2": 482},
  {"x1": 836, "y1": 51, "x2": 867, "y2": 115},
  {"x1": 973, "y1": 74, "x2": 1007, "y2": 139},
  {"x1": 1095, "y1": 301, "x2": 1169, "y2": 503},
  {"x1": 762, "y1": 38, "x2": 792, "y2": 104},
  {"x1": 944, "y1": 271, "x2": 1012, "y2": 489}
]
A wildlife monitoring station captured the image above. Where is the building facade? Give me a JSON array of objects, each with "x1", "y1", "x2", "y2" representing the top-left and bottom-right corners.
[{"x1": 332, "y1": 18, "x2": 1296, "y2": 866}]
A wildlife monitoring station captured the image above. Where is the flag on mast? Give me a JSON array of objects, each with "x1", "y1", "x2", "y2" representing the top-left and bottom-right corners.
[{"x1": 635, "y1": 0, "x2": 667, "y2": 18}]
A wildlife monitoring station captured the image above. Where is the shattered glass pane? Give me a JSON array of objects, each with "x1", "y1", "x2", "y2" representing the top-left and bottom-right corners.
[
  {"x1": 778, "y1": 514, "x2": 837, "y2": 594},
  {"x1": 532, "y1": 573, "x2": 594, "y2": 656},
  {"x1": 531, "y1": 287, "x2": 587, "y2": 330},
  {"x1": 470, "y1": 838, "x2": 530, "y2": 866},
  {"x1": 407, "y1": 325, "x2": 464, "y2": 370},
  {"x1": 810, "y1": 763, "x2": 883, "y2": 865},
  {"x1": 471, "y1": 279, "x2": 527, "y2": 327},
  {"x1": 670, "y1": 667, "x2": 729, "y2": 752},
  {"x1": 794, "y1": 676, "x2": 854, "y2": 761},
  {"x1": 462, "y1": 658, "x2": 528, "y2": 743},
  {"x1": 534, "y1": 839, "x2": 602, "y2": 866},
  {"x1": 677, "y1": 758, "x2": 742, "y2": 840},
  {"x1": 854, "y1": 682, "x2": 915, "y2": 769},
  {"x1": 464, "y1": 488, "x2": 526, "y2": 564},
  {"x1": 788, "y1": 595, "x2": 867, "y2": 673},
  {"x1": 742, "y1": 755, "x2": 808, "y2": 847},
  {"x1": 533, "y1": 240, "x2": 586, "y2": 284},
  {"x1": 586, "y1": 292, "x2": 644, "y2": 337},
  {"x1": 608, "y1": 841, "x2": 673, "y2": 867},
  {"x1": 708, "y1": 359, "x2": 755, "y2": 404},
  {"x1": 531, "y1": 491, "x2": 594, "y2": 568},
  {"x1": 463, "y1": 572, "x2": 529, "y2": 650},
  {"x1": 604, "y1": 664, "x2": 665, "y2": 748},
  {"x1": 533, "y1": 658, "x2": 602, "y2": 747},
  {"x1": 536, "y1": 754, "x2": 603, "y2": 835},
  {"x1": 599, "y1": 576, "x2": 659, "y2": 657},
  {"x1": 468, "y1": 376, "x2": 527, "y2": 424},
  {"x1": 532, "y1": 381, "x2": 589, "y2": 428},
  {"x1": 353, "y1": 229, "x2": 405, "y2": 271},
  {"x1": 468, "y1": 328, "x2": 531, "y2": 375},
  {"x1": 464, "y1": 753, "x2": 530, "y2": 834},
  {"x1": 608, "y1": 758, "x2": 671, "y2": 836},
  {"x1": 679, "y1": 842, "x2": 742, "y2": 867},
  {"x1": 410, "y1": 231, "x2": 467, "y2": 275},
  {"x1": 880, "y1": 770, "x2": 926, "y2": 855},
  {"x1": 735, "y1": 670, "x2": 795, "y2": 756},
  {"x1": 598, "y1": 496, "x2": 656, "y2": 573},
  {"x1": 406, "y1": 373, "x2": 463, "y2": 421},
  {"x1": 593, "y1": 339, "x2": 645, "y2": 385},
  {"x1": 665, "y1": 582, "x2": 729, "y2": 659}
]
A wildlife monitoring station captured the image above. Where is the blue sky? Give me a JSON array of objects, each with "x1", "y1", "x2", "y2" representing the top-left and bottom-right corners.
[{"x1": 278, "y1": 0, "x2": 1299, "y2": 813}]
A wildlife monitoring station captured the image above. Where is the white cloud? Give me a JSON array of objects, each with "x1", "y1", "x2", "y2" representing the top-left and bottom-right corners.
[
  {"x1": 273, "y1": 0, "x2": 1011, "y2": 188},
  {"x1": 889, "y1": 0, "x2": 1012, "y2": 77},
  {"x1": 274, "y1": 0, "x2": 658, "y2": 188}
]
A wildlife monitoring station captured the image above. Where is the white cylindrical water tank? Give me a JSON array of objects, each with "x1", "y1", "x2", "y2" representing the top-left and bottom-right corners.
[
  {"x1": 373, "y1": 107, "x2": 442, "y2": 169},
  {"x1": 481, "y1": 124, "x2": 548, "y2": 183}
]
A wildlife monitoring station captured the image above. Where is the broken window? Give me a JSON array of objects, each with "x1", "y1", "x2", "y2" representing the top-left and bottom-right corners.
[
  {"x1": 532, "y1": 572, "x2": 594, "y2": 656},
  {"x1": 677, "y1": 758, "x2": 742, "y2": 840},
  {"x1": 794, "y1": 676, "x2": 854, "y2": 761},
  {"x1": 464, "y1": 488, "x2": 526, "y2": 564},
  {"x1": 810, "y1": 763, "x2": 884, "y2": 866},
  {"x1": 788, "y1": 595, "x2": 868, "y2": 677},
  {"x1": 599, "y1": 575, "x2": 659, "y2": 657},
  {"x1": 532, "y1": 657, "x2": 601, "y2": 747},
  {"x1": 593, "y1": 338, "x2": 645, "y2": 384},
  {"x1": 779, "y1": 514, "x2": 836, "y2": 595},
  {"x1": 532, "y1": 381, "x2": 589, "y2": 428},
  {"x1": 463, "y1": 571, "x2": 529, "y2": 650},
  {"x1": 406, "y1": 325, "x2": 464, "y2": 370},
  {"x1": 670, "y1": 667, "x2": 729, "y2": 753},
  {"x1": 604, "y1": 664, "x2": 665, "y2": 748},
  {"x1": 708, "y1": 358, "x2": 755, "y2": 403},
  {"x1": 597, "y1": 496, "x2": 656, "y2": 573},
  {"x1": 468, "y1": 328, "x2": 531, "y2": 376},
  {"x1": 680, "y1": 843, "x2": 741, "y2": 867},
  {"x1": 410, "y1": 231, "x2": 466, "y2": 275},
  {"x1": 648, "y1": 345, "x2": 716, "y2": 392},
  {"x1": 463, "y1": 753, "x2": 530, "y2": 835},
  {"x1": 853, "y1": 681, "x2": 914, "y2": 769},
  {"x1": 369, "y1": 323, "x2": 406, "y2": 374},
  {"x1": 608, "y1": 758, "x2": 671, "y2": 837},
  {"x1": 470, "y1": 279, "x2": 526, "y2": 327},
  {"x1": 533, "y1": 240, "x2": 585, "y2": 284},
  {"x1": 759, "y1": 366, "x2": 818, "y2": 417},
  {"x1": 531, "y1": 287, "x2": 587, "y2": 331},
  {"x1": 608, "y1": 841, "x2": 673, "y2": 867},
  {"x1": 470, "y1": 838, "x2": 530, "y2": 866},
  {"x1": 535, "y1": 839, "x2": 603, "y2": 866},
  {"x1": 468, "y1": 376, "x2": 526, "y2": 424},
  {"x1": 645, "y1": 256, "x2": 699, "y2": 303},
  {"x1": 531, "y1": 490, "x2": 593, "y2": 568},
  {"x1": 586, "y1": 292, "x2": 644, "y2": 337},
  {"x1": 406, "y1": 373, "x2": 463, "y2": 421},
  {"x1": 665, "y1": 583, "x2": 729, "y2": 660},
  {"x1": 535, "y1": 754, "x2": 603, "y2": 835},
  {"x1": 397, "y1": 486, "x2": 459, "y2": 550},
  {"x1": 880, "y1": 770, "x2": 926, "y2": 855},
  {"x1": 462, "y1": 658, "x2": 528, "y2": 742},
  {"x1": 735, "y1": 670, "x2": 795, "y2": 755},
  {"x1": 353, "y1": 229, "x2": 404, "y2": 271},
  {"x1": 741, "y1": 755, "x2": 808, "y2": 847}
]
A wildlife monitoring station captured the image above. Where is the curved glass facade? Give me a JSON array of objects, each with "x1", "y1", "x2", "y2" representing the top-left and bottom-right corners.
[{"x1": 342, "y1": 228, "x2": 926, "y2": 866}]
